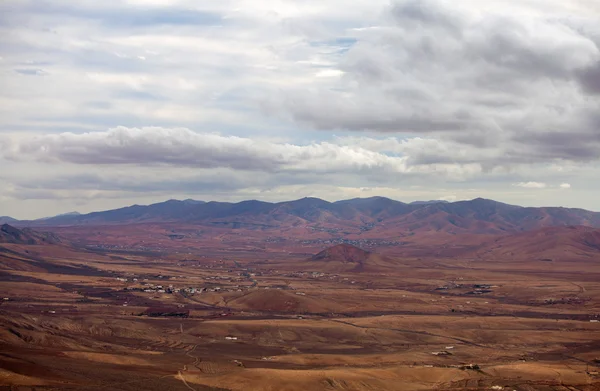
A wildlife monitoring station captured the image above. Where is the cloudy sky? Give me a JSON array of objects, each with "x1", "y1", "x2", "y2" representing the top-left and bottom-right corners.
[{"x1": 1, "y1": 0, "x2": 599, "y2": 219}]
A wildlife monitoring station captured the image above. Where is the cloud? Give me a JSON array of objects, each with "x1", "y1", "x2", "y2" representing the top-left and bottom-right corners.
[
  {"x1": 3, "y1": 127, "x2": 599, "y2": 216},
  {"x1": 273, "y1": 0, "x2": 600, "y2": 164},
  {"x1": 332, "y1": 136, "x2": 500, "y2": 167},
  {"x1": 577, "y1": 63, "x2": 600, "y2": 95},
  {"x1": 560, "y1": 183, "x2": 572, "y2": 189},
  {"x1": 3, "y1": 126, "x2": 412, "y2": 174},
  {"x1": 14, "y1": 68, "x2": 48, "y2": 76},
  {"x1": 0, "y1": 0, "x2": 387, "y2": 134},
  {"x1": 513, "y1": 182, "x2": 547, "y2": 189},
  {"x1": 3, "y1": 126, "x2": 497, "y2": 183},
  {"x1": 2, "y1": 0, "x2": 600, "y2": 217}
]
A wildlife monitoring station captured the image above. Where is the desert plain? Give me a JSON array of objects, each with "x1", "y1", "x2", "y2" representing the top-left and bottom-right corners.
[{"x1": 1, "y1": 198, "x2": 600, "y2": 391}]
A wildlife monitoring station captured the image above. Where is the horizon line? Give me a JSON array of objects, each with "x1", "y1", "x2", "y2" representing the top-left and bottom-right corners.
[{"x1": 5, "y1": 195, "x2": 599, "y2": 222}]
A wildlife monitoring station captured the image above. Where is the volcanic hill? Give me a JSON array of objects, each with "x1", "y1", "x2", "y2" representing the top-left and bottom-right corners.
[{"x1": 306, "y1": 244, "x2": 394, "y2": 273}]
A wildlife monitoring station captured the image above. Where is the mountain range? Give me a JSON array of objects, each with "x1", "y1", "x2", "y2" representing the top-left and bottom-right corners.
[{"x1": 11, "y1": 197, "x2": 600, "y2": 235}]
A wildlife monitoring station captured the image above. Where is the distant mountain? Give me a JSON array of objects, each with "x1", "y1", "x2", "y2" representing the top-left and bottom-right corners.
[
  {"x1": 19, "y1": 197, "x2": 600, "y2": 235},
  {"x1": 37, "y1": 211, "x2": 81, "y2": 221},
  {"x1": 334, "y1": 196, "x2": 413, "y2": 219},
  {"x1": 409, "y1": 200, "x2": 450, "y2": 205},
  {"x1": 0, "y1": 216, "x2": 17, "y2": 224},
  {"x1": 182, "y1": 199, "x2": 205, "y2": 205},
  {"x1": 389, "y1": 198, "x2": 600, "y2": 234},
  {"x1": 55, "y1": 211, "x2": 81, "y2": 217},
  {"x1": 33, "y1": 199, "x2": 207, "y2": 225},
  {"x1": 0, "y1": 224, "x2": 61, "y2": 245},
  {"x1": 56, "y1": 211, "x2": 81, "y2": 217}
]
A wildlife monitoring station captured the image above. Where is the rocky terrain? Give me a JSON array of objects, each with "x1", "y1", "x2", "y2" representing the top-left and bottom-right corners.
[{"x1": 1, "y1": 202, "x2": 599, "y2": 390}]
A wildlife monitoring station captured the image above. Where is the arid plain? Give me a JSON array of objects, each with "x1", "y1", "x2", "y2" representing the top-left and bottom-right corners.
[{"x1": 1, "y1": 197, "x2": 600, "y2": 390}]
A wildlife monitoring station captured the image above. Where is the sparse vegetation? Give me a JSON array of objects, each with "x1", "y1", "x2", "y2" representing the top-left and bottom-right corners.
[{"x1": 1, "y1": 215, "x2": 600, "y2": 390}]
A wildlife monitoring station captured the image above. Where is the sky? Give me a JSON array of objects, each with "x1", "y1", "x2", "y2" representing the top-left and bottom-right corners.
[{"x1": 1, "y1": 0, "x2": 599, "y2": 219}]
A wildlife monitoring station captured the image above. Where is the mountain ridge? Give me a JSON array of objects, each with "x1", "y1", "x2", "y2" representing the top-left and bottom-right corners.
[
  {"x1": 0, "y1": 216, "x2": 17, "y2": 224},
  {"x1": 0, "y1": 224, "x2": 62, "y2": 245},
  {"x1": 10, "y1": 197, "x2": 600, "y2": 235}
]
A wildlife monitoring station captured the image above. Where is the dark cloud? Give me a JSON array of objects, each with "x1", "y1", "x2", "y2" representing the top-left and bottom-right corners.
[
  {"x1": 14, "y1": 128, "x2": 286, "y2": 171},
  {"x1": 464, "y1": 16, "x2": 588, "y2": 80},
  {"x1": 577, "y1": 62, "x2": 600, "y2": 94},
  {"x1": 2, "y1": 126, "x2": 419, "y2": 176},
  {"x1": 512, "y1": 130, "x2": 600, "y2": 162},
  {"x1": 390, "y1": 0, "x2": 464, "y2": 37},
  {"x1": 275, "y1": 0, "x2": 600, "y2": 164},
  {"x1": 289, "y1": 95, "x2": 472, "y2": 132}
]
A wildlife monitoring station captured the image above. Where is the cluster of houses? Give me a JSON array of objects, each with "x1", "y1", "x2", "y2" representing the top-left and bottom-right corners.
[
  {"x1": 299, "y1": 238, "x2": 402, "y2": 247},
  {"x1": 435, "y1": 282, "x2": 495, "y2": 295},
  {"x1": 124, "y1": 284, "x2": 178, "y2": 294},
  {"x1": 466, "y1": 284, "x2": 494, "y2": 295},
  {"x1": 435, "y1": 282, "x2": 465, "y2": 291},
  {"x1": 281, "y1": 271, "x2": 338, "y2": 280},
  {"x1": 88, "y1": 244, "x2": 164, "y2": 252},
  {"x1": 124, "y1": 284, "x2": 243, "y2": 295},
  {"x1": 204, "y1": 274, "x2": 249, "y2": 283},
  {"x1": 542, "y1": 296, "x2": 590, "y2": 305},
  {"x1": 176, "y1": 259, "x2": 235, "y2": 270},
  {"x1": 120, "y1": 275, "x2": 260, "y2": 295}
]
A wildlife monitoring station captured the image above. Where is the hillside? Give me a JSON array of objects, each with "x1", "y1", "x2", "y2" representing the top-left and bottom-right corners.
[
  {"x1": 475, "y1": 225, "x2": 600, "y2": 261},
  {"x1": 311, "y1": 244, "x2": 371, "y2": 264},
  {"x1": 304, "y1": 244, "x2": 395, "y2": 273},
  {"x1": 0, "y1": 216, "x2": 17, "y2": 224},
  {"x1": 0, "y1": 224, "x2": 61, "y2": 245},
  {"x1": 227, "y1": 289, "x2": 340, "y2": 313},
  {"x1": 14, "y1": 197, "x2": 600, "y2": 236}
]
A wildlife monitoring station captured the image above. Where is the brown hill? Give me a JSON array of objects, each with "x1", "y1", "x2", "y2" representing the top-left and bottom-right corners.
[
  {"x1": 0, "y1": 227, "x2": 105, "y2": 275},
  {"x1": 306, "y1": 244, "x2": 395, "y2": 273},
  {"x1": 227, "y1": 289, "x2": 339, "y2": 313},
  {"x1": 475, "y1": 225, "x2": 600, "y2": 261},
  {"x1": 0, "y1": 244, "x2": 107, "y2": 275},
  {"x1": 0, "y1": 224, "x2": 61, "y2": 245},
  {"x1": 311, "y1": 244, "x2": 371, "y2": 264}
]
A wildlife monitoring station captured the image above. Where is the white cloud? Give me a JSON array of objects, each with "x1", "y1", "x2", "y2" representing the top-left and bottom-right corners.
[
  {"x1": 438, "y1": 195, "x2": 457, "y2": 202},
  {"x1": 2, "y1": 126, "x2": 408, "y2": 173},
  {"x1": 315, "y1": 69, "x2": 345, "y2": 77},
  {"x1": 2, "y1": 126, "x2": 492, "y2": 182},
  {"x1": 560, "y1": 183, "x2": 572, "y2": 189},
  {"x1": 513, "y1": 182, "x2": 547, "y2": 189}
]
